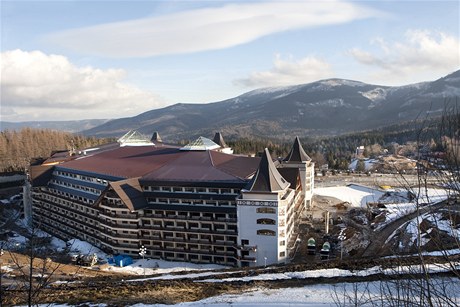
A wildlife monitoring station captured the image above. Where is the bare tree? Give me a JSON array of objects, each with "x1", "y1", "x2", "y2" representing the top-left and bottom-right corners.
[
  {"x1": 333, "y1": 100, "x2": 460, "y2": 307},
  {"x1": 0, "y1": 186, "x2": 80, "y2": 306}
]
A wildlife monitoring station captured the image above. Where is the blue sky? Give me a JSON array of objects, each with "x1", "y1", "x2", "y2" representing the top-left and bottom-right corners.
[{"x1": 1, "y1": 0, "x2": 459, "y2": 122}]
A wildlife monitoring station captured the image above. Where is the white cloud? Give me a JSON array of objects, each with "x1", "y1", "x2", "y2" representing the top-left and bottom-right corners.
[
  {"x1": 1, "y1": 49, "x2": 165, "y2": 121},
  {"x1": 45, "y1": 1, "x2": 380, "y2": 58},
  {"x1": 348, "y1": 30, "x2": 460, "y2": 84},
  {"x1": 234, "y1": 54, "x2": 335, "y2": 87}
]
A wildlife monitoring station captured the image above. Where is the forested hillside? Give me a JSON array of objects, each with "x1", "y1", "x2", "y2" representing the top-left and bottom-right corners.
[
  {"x1": 0, "y1": 128, "x2": 111, "y2": 172},
  {"x1": 227, "y1": 118, "x2": 439, "y2": 170},
  {"x1": 0, "y1": 117, "x2": 438, "y2": 173}
]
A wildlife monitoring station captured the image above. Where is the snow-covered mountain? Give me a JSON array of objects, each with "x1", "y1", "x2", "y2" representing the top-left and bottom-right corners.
[{"x1": 26, "y1": 71, "x2": 460, "y2": 139}]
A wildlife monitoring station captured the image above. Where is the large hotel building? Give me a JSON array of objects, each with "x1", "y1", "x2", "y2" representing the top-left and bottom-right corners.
[{"x1": 28, "y1": 132, "x2": 314, "y2": 267}]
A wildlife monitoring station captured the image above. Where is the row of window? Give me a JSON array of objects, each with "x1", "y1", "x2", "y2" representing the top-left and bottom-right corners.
[
  {"x1": 142, "y1": 209, "x2": 236, "y2": 222},
  {"x1": 55, "y1": 171, "x2": 108, "y2": 185},
  {"x1": 143, "y1": 186, "x2": 238, "y2": 194},
  {"x1": 37, "y1": 200, "x2": 98, "y2": 229},
  {"x1": 42, "y1": 191, "x2": 97, "y2": 214},
  {"x1": 147, "y1": 197, "x2": 234, "y2": 207},
  {"x1": 49, "y1": 187, "x2": 95, "y2": 205},
  {"x1": 139, "y1": 241, "x2": 234, "y2": 253},
  {"x1": 51, "y1": 178, "x2": 100, "y2": 196},
  {"x1": 143, "y1": 219, "x2": 230, "y2": 231},
  {"x1": 139, "y1": 231, "x2": 236, "y2": 244}
]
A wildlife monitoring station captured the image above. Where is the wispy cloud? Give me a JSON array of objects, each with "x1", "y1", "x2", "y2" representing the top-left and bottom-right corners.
[
  {"x1": 1, "y1": 50, "x2": 165, "y2": 121},
  {"x1": 45, "y1": 0, "x2": 380, "y2": 58},
  {"x1": 234, "y1": 54, "x2": 334, "y2": 87},
  {"x1": 348, "y1": 30, "x2": 460, "y2": 84}
]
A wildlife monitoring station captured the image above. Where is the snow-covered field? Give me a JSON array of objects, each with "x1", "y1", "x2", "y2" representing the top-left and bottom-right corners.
[
  {"x1": 314, "y1": 185, "x2": 449, "y2": 209},
  {"x1": 314, "y1": 184, "x2": 384, "y2": 207}
]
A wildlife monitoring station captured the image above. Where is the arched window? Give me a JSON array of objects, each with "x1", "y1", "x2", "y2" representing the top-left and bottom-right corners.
[
  {"x1": 257, "y1": 229, "x2": 276, "y2": 236},
  {"x1": 257, "y1": 218, "x2": 276, "y2": 225},
  {"x1": 256, "y1": 207, "x2": 276, "y2": 214}
]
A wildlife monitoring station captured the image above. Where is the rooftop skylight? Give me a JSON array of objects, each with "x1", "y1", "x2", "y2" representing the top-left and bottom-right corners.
[
  {"x1": 180, "y1": 136, "x2": 220, "y2": 151},
  {"x1": 117, "y1": 130, "x2": 155, "y2": 147}
]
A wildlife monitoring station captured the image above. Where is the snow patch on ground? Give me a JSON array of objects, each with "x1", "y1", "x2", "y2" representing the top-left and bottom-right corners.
[
  {"x1": 394, "y1": 211, "x2": 460, "y2": 248},
  {"x1": 349, "y1": 158, "x2": 379, "y2": 171},
  {"x1": 1, "y1": 265, "x2": 14, "y2": 273},
  {"x1": 67, "y1": 239, "x2": 107, "y2": 260},
  {"x1": 314, "y1": 184, "x2": 384, "y2": 207},
  {"x1": 104, "y1": 258, "x2": 227, "y2": 276},
  {"x1": 197, "y1": 262, "x2": 459, "y2": 283},
  {"x1": 58, "y1": 239, "x2": 227, "y2": 275},
  {"x1": 308, "y1": 98, "x2": 351, "y2": 108},
  {"x1": 360, "y1": 87, "x2": 387, "y2": 105}
]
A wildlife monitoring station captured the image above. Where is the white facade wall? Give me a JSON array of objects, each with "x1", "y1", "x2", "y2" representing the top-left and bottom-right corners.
[{"x1": 237, "y1": 189, "x2": 295, "y2": 267}]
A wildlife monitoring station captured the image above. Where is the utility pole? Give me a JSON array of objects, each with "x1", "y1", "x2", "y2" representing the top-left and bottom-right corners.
[{"x1": 325, "y1": 211, "x2": 330, "y2": 234}]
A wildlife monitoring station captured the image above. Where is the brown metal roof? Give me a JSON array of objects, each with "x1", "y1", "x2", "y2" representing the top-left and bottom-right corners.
[
  {"x1": 109, "y1": 177, "x2": 148, "y2": 211},
  {"x1": 141, "y1": 150, "x2": 259, "y2": 183},
  {"x1": 61, "y1": 145, "x2": 182, "y2": 178},
  {"x1": 57, "y1": 143, "x2": 259, "y2": 184},
  {"x1": 211, "y1": 151, "x2": 260, "y2": 179},
  {"x1": 29, "y1": 164, "x2": 54, "y2": 187}
]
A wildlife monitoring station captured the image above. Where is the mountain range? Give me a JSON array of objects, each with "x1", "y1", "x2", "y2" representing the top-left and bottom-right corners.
[
  {"x1": 0, "y1": 119, "x2": 111, "y2": 134},
  {"x1": 3, "y1": 70, "x2": 459, "y2": 140}
]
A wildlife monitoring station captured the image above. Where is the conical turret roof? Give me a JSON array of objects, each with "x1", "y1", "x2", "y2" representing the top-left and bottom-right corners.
[
  {"x1": 284, "y1": 136, "x2": 311, "y2": 162},
  {"x1": 246, "y1": 148, "x2": 289, "y2": 192},
  {"x1": 151, "y1": 131, "x2": 162, "y2": 143},
  {"x1": 212, "y1": 132, "x2": 227, "y2": 148}
]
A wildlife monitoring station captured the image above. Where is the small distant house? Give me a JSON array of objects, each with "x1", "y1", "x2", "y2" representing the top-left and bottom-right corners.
[{"x1": 355, "y1": 146, "x2": 365, "y2": 158}]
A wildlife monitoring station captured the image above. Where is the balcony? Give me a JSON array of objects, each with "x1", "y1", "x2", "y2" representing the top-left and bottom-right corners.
[
  {"x1": 102, "y1": 221, "x2": 139, "y2": 230},
  {"x1": 235, "y1": 244, "x2": 257, "y2": 251},
  {"x1": 105, "y1": 232, "x2": 139, "y2": 240},
  {"x1": 99, "y1": 211, "x2": 139, "y2": 220}
]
